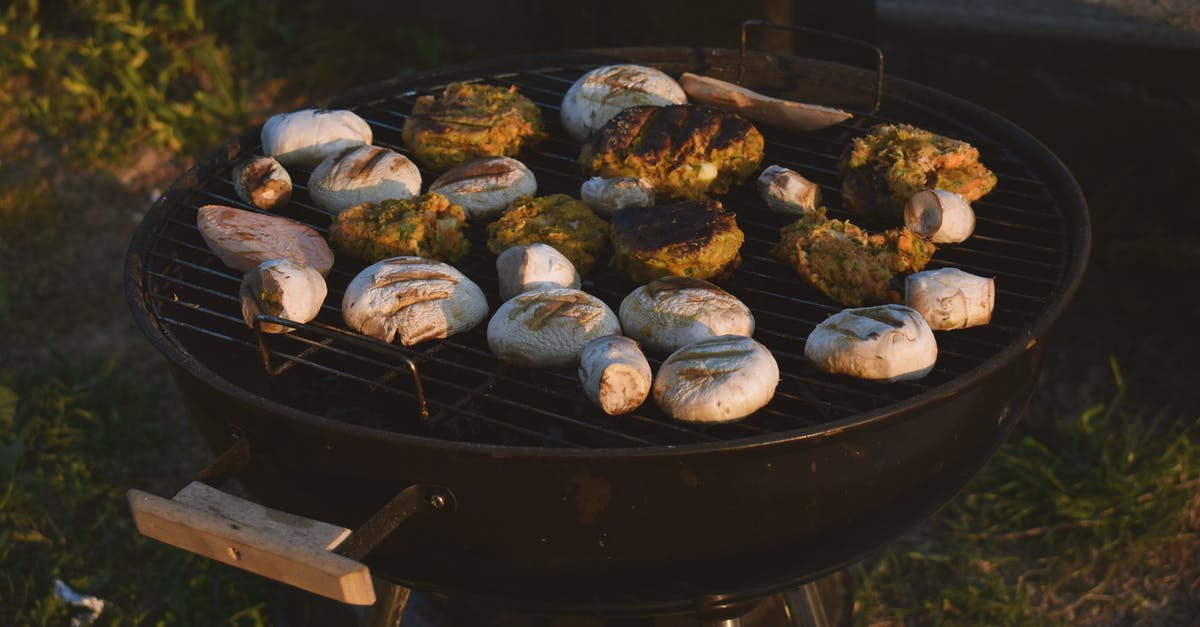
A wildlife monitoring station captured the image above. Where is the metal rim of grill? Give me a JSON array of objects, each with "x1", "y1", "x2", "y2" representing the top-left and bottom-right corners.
[{"x1": 126, "y1": 47, "x2": 1090, "y2": 455}]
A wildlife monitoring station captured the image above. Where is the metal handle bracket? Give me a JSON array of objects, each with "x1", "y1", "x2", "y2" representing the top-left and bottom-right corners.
[{"x1": 739, "y1": 19, "x2": 884, "y2": 113}]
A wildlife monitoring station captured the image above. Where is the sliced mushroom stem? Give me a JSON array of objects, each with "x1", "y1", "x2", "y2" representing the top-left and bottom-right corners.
[
  {"x1": 905, "y1": 268, "x2": 995, "y2": 330},
  {"x1": 757, "y1": 164, "x2": 821, "y2": 214},
  {"x1": 904, "y1": 189, "x2": 975, "y2": 244},
  {"x1": 578, "y1": 336, "x2": 652, "y2": 415}
]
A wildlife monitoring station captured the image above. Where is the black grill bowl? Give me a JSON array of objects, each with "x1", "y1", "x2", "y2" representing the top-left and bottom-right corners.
[{"x1": 126, "y1": 48, "x2": 1089, "y2": 616}]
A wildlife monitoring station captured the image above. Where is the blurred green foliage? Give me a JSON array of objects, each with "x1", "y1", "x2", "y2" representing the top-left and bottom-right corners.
[
  {"x1": 0, "y1": 0, "x2": 450, "y2": 168},
  {"x1": 1, "y1": 0, "x2": 243, "y2": 164}
]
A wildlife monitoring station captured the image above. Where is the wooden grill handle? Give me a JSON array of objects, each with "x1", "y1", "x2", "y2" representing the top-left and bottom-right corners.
[{"x1": 127, "y1": 482, "x2": 376, "y2": 605}]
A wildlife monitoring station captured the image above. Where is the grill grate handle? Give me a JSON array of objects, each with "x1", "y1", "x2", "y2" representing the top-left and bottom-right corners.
[
  {"x1": 739, "y1": 19, "x2": 884, "y2": 113},
  {"x1": 126, "y1": 435, "x2": 454, "y2": 605}
]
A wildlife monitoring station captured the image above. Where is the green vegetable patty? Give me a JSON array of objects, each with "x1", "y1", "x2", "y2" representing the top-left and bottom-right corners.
[
  {"x1": 402, "y1": 82, "x2": 546, "y2": 171},
  {"x1": 329, "y1": 193, "x2": 470, "y2": 263},
  {"x1": 486, "y1": 194, "x2": 609, "y2": 276}
]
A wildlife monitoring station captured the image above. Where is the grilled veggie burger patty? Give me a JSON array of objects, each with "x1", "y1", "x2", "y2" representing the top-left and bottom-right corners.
[
  {"x1": 403, "y1": 82, "x2": 547, "y2": 171},
  {"x1": 329, "y1": 192, "x2": 470, "y2": 263},
  {"x1": 772, "y1": 206, "x2": 935, "y2": 307},
  {"x1": 486, "y1": 194, "x2": 610, "y2": 275},
  {"x1": 579, "y1": 104, "x2": 764, "y2": 201},
  {"x1": 610, "y1": 199, "x2": 744, "y2": 283},
  {"x1": 839, "y1": 123, "x2": 996, "y2": 224}
]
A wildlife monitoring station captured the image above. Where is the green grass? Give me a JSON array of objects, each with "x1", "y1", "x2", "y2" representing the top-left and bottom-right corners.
[
  {"x1": 853, "y1": 359, "x2": 1199, "y2": 625},
  {"x1": 0, "y1": 357, "x2": 273, "y2": 625},
  {"x1": 1, "y1": 0, "x2": 243, "y2": 165}
]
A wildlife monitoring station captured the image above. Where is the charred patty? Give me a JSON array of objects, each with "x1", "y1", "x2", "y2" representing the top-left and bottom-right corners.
[
  {"x1": 838, "y1": 123, "x2": 997, "y2": 224},
  {"x1": 329, "y1": 192, "x2": 470, "y2": 263},
  {"x1": 579, "y1": 104, "x2": 764, "y2": 201},
  {"x1": 771, "y1": 207, "x2": 936, "y2": 307},
  {"x1": 486, "y1": 194, "x2": 610, "y2": 275},
  {"x1": 610, "y1": 199, "x2": 744, "y2": 283},
  {"x1": 402, "y1": 82, "x2": 547, "y2": 171}
]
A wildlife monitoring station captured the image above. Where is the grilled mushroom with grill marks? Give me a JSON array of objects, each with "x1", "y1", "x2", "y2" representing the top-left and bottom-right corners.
[
  {"x1": 757, "y1": 165, "x2": 821, "y2": 215},
  {"x1": 233, "y1": 156, "x2": 292, "y2": 211},
  {"x1": 904, "y1": 189, "x2": 976, "y2": 244},
  {"x1": 260, "y1": 108, "x2": 372, "y2": 169},
  {"x1": 428, "y1": 156, "x2": 537, "y2": 220},
  {"x1": 495, "y1": 243, "x2": 581, "y2": 302},
  {"x1": 805, "y1": 304, "x2": 937, "y2": 382},
  {"x1": 653, "y1": 335, "x2": 779, "y2": 424},
  {"x1": 487, "y1": 288, "x2": 621, "y2": 369},
  {"x1": 578, "y1": 335, "x2": 653, "y2": 416},
  {"x1": 240, "y1": 259, "x2": 327, "y2": 334},
  {"x1": 307, "y1": 145, "x2": 421, "y2": 214},
  {"x1": 342, "y1": 256, "x2": 488, "y2": 346},
  {"x1": 905, "y1": 268, "x2": 995, "y2": 330},
  {"x1": 561, "y1": 64, "x2": 687, "y2": 143},
  {"x1": 579, "y1": 176, "x2": 655, "y2": 217},
  {"x1": 196, "y1": 204, "x2": 334, "y2": 276},
  {"x1": 619, "y1": 277, "x2": 753, "y2": 354}
]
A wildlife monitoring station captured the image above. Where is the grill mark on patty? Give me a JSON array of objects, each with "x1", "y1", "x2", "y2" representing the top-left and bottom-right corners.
[
  {"x1": 605, "y1": 106, "x2": 658, "y2": 161},
  {"x1": 612, "y1": 200, "x2": 734, "y2": 254},
  {"x1": 631, "y1": 105, "x2": 688, "y2": 164},
  {"x1": 591, "y1": 105, "x2": 757, "y2": 175},
  {"x1": 672, "y1": 106, "x2": 723, "y2": 163},
  {"x1": 714, "y1": 114, "x2": 755, "y2": 152}
]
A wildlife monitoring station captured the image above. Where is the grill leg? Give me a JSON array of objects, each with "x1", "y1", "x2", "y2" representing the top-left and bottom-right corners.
[
  {"x1": 783, "y1": 571, "x2": 850, "y2": 627},
  {"x1": 792, "y1": 582, "x2": 830, "y2": 627},
  {"x1": 363, "y1": 579, "x2": 412, "y2": 627}
]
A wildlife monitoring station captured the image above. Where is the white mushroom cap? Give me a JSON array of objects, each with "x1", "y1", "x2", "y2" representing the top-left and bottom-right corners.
[
  {"x1": 904, "y1": 189, "x2": 976, "y2": 244},
  {"x1": 428, "y1": 157, "x2": 538, "y2": 219},
  {"x1": 342, "y1": 256, "x2": 488, "y2": 346},
  {"x1": 619, "y1": 277, "x2": 754, "y2": 354},
  {"x1": 495, "y1": 243, "x2": 581, "y2": 302},
  {"x1": 905, "y1": 268, "x2": 995, "y2": 330},
  {"x1": 757, "y1": 165, "x2": 821, "y2": 214},
  {"x1": 196, "y1": 204, "x2": 335, "y2": 276},
  {"x1": 487, "y1": 288, "x2": 621, "y2": 368},
  {"x1": 578, "y1": 335, "x2": 653, "y2": 415},
  {"x1": 261, "y1": 108, "x2": 372, "y2": 169},
  {"x1": 233, "y1": 156, "x2": 292, "y2": 211},
  {"x1": 580, "y1": 176, "x2": 655, "y2": 217},
  {"x1": 561, "y1": 64, "x2": 687, "y2": 143},
  {"x1": 804, "y1": 304, "x2": 937, "y2": 382},
  {"x1": 240, "y1": 259, "x2": 327, "y2": 334},
  {"x1": 307, "y1": 145, "x2": 421, "y2": 214},
  {"x1": 653, "y1": 335, "x2": 779, "y2": 424}
]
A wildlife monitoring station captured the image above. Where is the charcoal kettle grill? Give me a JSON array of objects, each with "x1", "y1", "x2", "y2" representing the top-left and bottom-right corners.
[{"x1": 123, "y1": 25, "x2": 1090, "y2": 626}]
